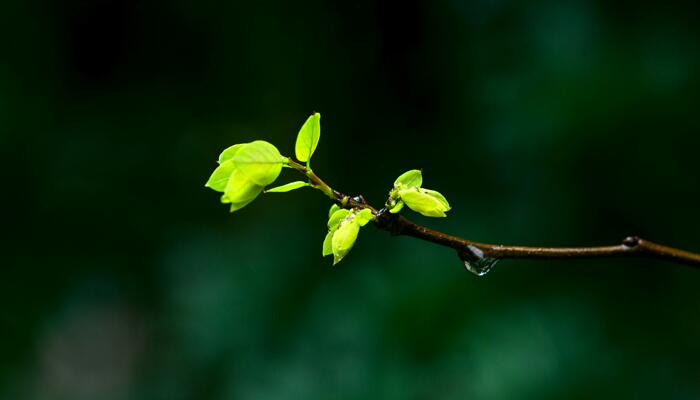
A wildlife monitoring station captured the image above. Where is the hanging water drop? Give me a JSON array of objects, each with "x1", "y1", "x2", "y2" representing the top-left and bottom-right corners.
[{"x1": 459, "y1": 245, "x2": 499, "y2": 276}]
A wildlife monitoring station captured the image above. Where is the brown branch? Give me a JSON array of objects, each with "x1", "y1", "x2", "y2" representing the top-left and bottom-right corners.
[
  {"x1": 375, "y1": 213, "x2": 700, "y2": 268},
  {"x1": 284, "y1": 159, "x2": 700, "y2": 268}
]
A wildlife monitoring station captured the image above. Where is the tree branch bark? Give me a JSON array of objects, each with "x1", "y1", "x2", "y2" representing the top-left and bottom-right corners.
[
  {"x1": 379, "y1": 213, "x2": 700, "y2": 268},
  {"x1": 285, "y1": 158, "x2": 700, "y2": 268}
]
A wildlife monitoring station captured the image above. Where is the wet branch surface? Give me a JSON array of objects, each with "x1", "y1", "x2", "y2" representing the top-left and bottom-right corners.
[
  {"x1": 377, "y1": 213, "x2": 700, "y2": 268},
  {"x1": 286, "y1": 159, "x2": 700, "y2": 269}
]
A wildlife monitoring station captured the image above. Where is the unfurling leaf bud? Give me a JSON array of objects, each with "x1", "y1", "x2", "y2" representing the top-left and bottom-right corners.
[
  {"x1": 205, "y1": 140, "x2": 286, "y2": 213},
  {"x1": 332, "y1": 219, "x2": 360, "y2": 265},
  {"x1": 393, "y1": 169, "x2": 422, "y2": 189},
  {"x1": 322, "y1": 205, "x2": 375, "y2": 265},
  {"x1": 398, "y1": 187, "x2": 451, "y2": 217}
]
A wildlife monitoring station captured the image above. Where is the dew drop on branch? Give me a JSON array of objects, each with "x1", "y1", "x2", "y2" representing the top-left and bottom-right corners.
[{"x1": 459, "y1": 245, "x2": 499, "y2": 276}]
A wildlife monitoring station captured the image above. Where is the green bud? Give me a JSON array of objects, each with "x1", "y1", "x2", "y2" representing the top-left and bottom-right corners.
[
  {"x1": 354, "y1": 208, "x2": 375, "y2": 226},
  {"x1": 389, "y1": 200, "x2": 404, "y2": 214},
  {"x1": 322, "y1": 208, "x2": 374, "y2": 264},
  {"x1": 328, "y1": 209, "x2": 351, "y2": 230},
  {"x1": 394, "y1": 169, "x2": 422, "y2": 189},
  {"x1": 322, "y1": 230, "x2": 334, "y2": 256},
  {"x1": 332, "y1": 219, "x2": 360, "y2": 265},
  {"x1": 399, "y1": 187, "x2": 451, "y2": 217},
  {"x1": 221, "y1": 168, "x2": 264, "y2": 212},
  {"x1": 328, "y1": 204, "x2": 341, "y2": 218}
]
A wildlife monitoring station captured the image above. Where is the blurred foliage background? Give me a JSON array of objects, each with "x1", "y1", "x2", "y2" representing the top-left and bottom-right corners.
[{"x1": 2, "y1": 0, "x2": 700, "y2": 399}]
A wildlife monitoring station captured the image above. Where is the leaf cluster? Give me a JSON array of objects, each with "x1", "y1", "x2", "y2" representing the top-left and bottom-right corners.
[{"x1": 205, "y1": 112, "x2": 452, "y2": 264}]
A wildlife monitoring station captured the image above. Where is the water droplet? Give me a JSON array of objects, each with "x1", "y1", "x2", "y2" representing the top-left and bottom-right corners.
[{"x1": 459, "y1": 245, "x2": 499, "y2": 276}]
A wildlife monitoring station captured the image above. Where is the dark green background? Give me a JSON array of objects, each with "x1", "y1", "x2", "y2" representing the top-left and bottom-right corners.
[{"x1": 3, "y1": 0, "x2": 700, "y2": 399}]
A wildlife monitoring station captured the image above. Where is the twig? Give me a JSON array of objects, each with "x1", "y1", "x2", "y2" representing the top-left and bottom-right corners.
[
  {"x1": 381, "y1": 214, "x2": 700, "y2": 267},
  {"x1": 284, "y1": 159, "x2": 700, "y2": 268}
]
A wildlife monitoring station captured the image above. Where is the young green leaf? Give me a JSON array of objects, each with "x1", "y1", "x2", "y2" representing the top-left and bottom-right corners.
[
  {"x1": 394, "y1": 169, "x2": 422, "y2": 189},
  {"x1": 218, "y1": 144, "x2": 245, "y2": 164},
  {"x1": 224, "y1": 168, "x2": 264, "y2": 206},
  {"x1": 328, "y1": 204, "x2": 341, "y2": 218},
  {"x1": 220, "y1": 187, "x2": 261, "y2": 213},
  {"x1": 399, "y1": 187, "x2": 451, "y2": 217},
  {"x1": 322, "y1": 231, "x2": 334, "y2": 256},
  {"x1": 420, "y1": 188, "x2": 450, "y2": 209},
  {"x1": 354, "y1": 208, "x2": 375, "y2": 226},
  {"x1": 205, "y1": 160, "x2": 236, "y2": 192},
  {"x1": 227, "y1": 196, "x2": 259, "y2": 213},
  {"x1": 323, "y1": 206, "x2": 347, "y2": 256},
  {"x1": 328, "y1": 209, "x2": 351, "y2": 230},
  {"x1": 332, "y1": 220, "x2": 360, "y2": 265},
  {"x1": 232, "y1": 141, "x2": 286, "y2": 186},
  {"x1": 294, "y1": 112, "x2": 321, "y2": 163},
  {"x1": 389, "y1": 200, "x2": 404, "y2": 214},
  {"x1": 265, "y1": 181, "x2": 310, "y2": 193}
]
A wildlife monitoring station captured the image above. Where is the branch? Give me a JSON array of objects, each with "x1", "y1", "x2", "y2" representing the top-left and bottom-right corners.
[
  {"x1": 377, "y1": 213, "x2": 700, "y2": 268},
  {"x1": 285, "y1": 159, "x2": 700, "y2": 269}
]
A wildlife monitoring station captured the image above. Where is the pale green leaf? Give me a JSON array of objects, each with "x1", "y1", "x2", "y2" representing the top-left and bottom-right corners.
[
  {"x1": 265, "y1": 181, "x2": 310, "y2": 193},
  {"x1": 294, "y1": 113, "x2": 321, "y2": 163},
  {"x1": 225, "y1": 168, "x2": 264, "y2": 203},
  {"x1": 322, "y1": 231, "x2": 334, "y2": 256},
  {"x1": 328, "y1": 204, "x2": 341, "y2": 218},
  {"x1": 220, "y1": 184, "x2": 261, "y2": 213},
  {"x1": 332, "y1": 220, "x2": 360, "y2": 265},
  {"x1": 218, "y1": 144, "x2": 245, "y2": 164},
  {"x1": 394, "y1": 169, "x2": 422, "y2": 188},
  {"x1": 228, "y1": 196, "x2": 259, "y2": 212},
  {"x1": 420, "y1": 188, "x2": 450, "y2": 210},
  {"x1": 399, "y1": 188, "x2": 450, "y2": 217},
  {"x1": 355, "y1": 208, "x2": 374, "y2": 226},
  {"x1": 232, "y1": 141, "x2": 285, "y2": 186},
  {"x1": 328, "y1": 209, "x2": 351, "y2": 230},
  {"x1": 205, "y1": 160, "x2": 236, "y2": 192},
  {"x1": 389, "y1": 200, "x2": 404, "y2": 214}
]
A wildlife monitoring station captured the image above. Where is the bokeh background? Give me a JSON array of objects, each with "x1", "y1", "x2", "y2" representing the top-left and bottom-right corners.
[{"x1": 3, "y1": 0, "x2": 700, "y2": 399}]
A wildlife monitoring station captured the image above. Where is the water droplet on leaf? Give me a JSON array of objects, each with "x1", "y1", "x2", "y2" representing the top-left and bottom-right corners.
[{"x1": 459, "y1": 245, "x2": 499, "y2": 276}]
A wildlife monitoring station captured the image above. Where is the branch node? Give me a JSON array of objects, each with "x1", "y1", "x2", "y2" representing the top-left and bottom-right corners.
[{"x1": 374, "y1": 209, "x2": 403, "y2": 236}]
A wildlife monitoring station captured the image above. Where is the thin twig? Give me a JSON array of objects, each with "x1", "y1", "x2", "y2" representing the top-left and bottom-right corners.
[
  {"x1": 386, "y1": 215, "x2": 700, "y2": 267},
  {"x1": 283, "y1": 160, "x2": 700, "y2": 268}
]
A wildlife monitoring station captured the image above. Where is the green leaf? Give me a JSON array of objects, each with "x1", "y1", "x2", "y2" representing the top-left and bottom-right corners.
[
  {"x1": 218, "y1": 144, "x2": 245, "y2": 164},
  {"x1": 265, "y1": 181, "x2": 310, "y2": 193},
  {"x1": 355, "y1": 208, "x2": 374, "y2": 226},
  {"x1": 328, "y1": 209, "x2": 351, "y2": 230},
  {"x1": 228, "y1": 196, "x2": 259, "y2": 213},
  {"x1": 323, "y1": 208, "x2": 372, "y2": 264},
  {"x1": 394, "y1": 169, "x2": 422, "y2": 188},
  {"x1": 220, "y1": 181, "x2": 261, "y2": 213},
  {"x1": 420, "y1": 188, "x2": 450, "y2": 209},
  {"x1": 389, "y1": 200, "x2": 404, "y2": 214},
  {"x1": 224, "y1": 168, "x2": 264, "y2": 204},
  {"x1": 322, "y1": 231, "x2": 334, "y2": 256},
  {"x1": 332, "y1": 220, "x2": 360, "y2": 265},
  {"x1": 205, "y1": 160, "x2": 236, "y2": 192},
  {"x1": 232, "y1": 141, "x2": 285, "y2": 186},
  {"x1": 328, "y1": 204, "x2": 341, "y2": 218},
  {"x1": 399, "y1": 188, "x2": 451, "y2": 217},
  {"x1": 294, "y1": 112, "x2": 321, "y2": 163}
]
